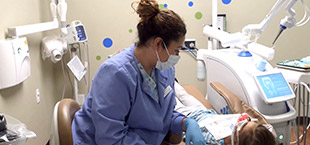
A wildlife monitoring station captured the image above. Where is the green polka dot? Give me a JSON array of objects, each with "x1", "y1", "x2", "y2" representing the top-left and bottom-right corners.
[
  {"x1": 195, "y1": 12, "x2": 203, "y2": 20},
  {"x1": 129, "y1": 29, "x2": 133, "y2": 33},
  {"x1": 159, "y1": 4, "x2": 167, "y2": 9},
  {"x1": 96, "y1": 56, "x2": 101, "y2": 61}
]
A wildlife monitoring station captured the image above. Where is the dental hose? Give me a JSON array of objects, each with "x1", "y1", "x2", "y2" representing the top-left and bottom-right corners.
[{"x1": 185, "y1": 47, "x2": 197, "y2": 58}]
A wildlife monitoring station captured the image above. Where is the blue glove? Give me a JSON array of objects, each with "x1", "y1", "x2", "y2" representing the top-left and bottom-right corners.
[{"x1": 184, "y1": 118, "x2": 206, "y2": 145}]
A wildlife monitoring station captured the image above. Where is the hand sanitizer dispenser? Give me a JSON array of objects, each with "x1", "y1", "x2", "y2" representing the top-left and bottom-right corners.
[{"x1": 0, "y1": 37, "x2": 30, "y2": 89}]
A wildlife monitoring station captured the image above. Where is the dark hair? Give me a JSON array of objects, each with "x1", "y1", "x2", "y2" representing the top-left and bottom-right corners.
[
  {"x1": 239, "y1": 124, "x2": 276, "y2": 145},
  {"x1": 132, "y1": 0, "x2": 186, "y2": 47}
]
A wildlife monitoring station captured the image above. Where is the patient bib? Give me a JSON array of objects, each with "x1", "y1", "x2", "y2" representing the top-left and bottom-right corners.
[{"x1": 198, "y1": 114, "x2": 241, "y2": 140}]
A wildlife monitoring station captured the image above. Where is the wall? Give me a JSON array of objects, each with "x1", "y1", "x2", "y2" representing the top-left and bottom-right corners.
[
  {"x1": 0, "y1": 0, "x2": 64, "y2": 145},
  {"x1": 66, "y1": 0, "x2": 310, "y2": 95},
  {"x1": 0, "y1": 0, "x2": 309, "y2": 145}
]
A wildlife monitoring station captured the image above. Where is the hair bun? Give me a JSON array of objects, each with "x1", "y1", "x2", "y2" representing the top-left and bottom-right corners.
[{"x1": 135, "y1": 0, "x2": 160, "y2": 21}]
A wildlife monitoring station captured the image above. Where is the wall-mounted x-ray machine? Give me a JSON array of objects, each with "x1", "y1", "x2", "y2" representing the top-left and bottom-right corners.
[
  {"x1": 0, "y1": 0, "x2": 68, "y2": 90},
  {"x1": 0, "y1": 0, "x2": 89, "y2": 105}
]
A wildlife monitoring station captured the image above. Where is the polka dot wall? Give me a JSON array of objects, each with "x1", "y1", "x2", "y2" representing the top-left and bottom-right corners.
[
  {"x1": 97, "y1": 0, "x2": 232, "y2": 61},
  {"x1": 222, "y1": 0, "x2": 232, "y2": 5}
]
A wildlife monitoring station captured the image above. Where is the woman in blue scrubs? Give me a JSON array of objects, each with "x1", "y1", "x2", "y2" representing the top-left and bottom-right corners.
[{"x1": 72, "y1": 0, "x2": 205, "y2": 144}]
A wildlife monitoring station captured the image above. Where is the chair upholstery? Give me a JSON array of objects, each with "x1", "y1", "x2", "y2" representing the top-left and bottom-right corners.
[
  {"x1": 57, "y1": 98, "x2": 81, "y2": 145},
  {"x1": 210, "y1": 82, "x2": 278, "y2": 136},
  {"x1": 210, "y1": 82, "x2": 269, "y2": 124}
]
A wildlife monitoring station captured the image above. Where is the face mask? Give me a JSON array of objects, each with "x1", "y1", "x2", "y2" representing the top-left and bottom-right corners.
[{"x1": 155, "y1": 42, "x2": 180, "y2": 70}]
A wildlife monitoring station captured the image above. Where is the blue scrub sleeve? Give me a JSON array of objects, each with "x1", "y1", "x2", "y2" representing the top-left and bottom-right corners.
[
  {"x1": 169, "y1": 70, "x2": 186, "y2": 134},
  {"x1": 170, "y1": 110, "x2": 186, "y2": 134},
  {"x1": 90, "y1": 64, "x2": 150, "y2": 145}
]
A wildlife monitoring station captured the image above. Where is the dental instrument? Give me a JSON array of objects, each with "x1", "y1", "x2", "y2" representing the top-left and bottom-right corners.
[{"x1": 272, "y1": 0, "x2": 297, "y2": 45}]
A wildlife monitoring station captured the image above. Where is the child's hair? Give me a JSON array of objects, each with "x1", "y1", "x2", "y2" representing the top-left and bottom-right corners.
[{"x1": 239, "y1": 123, "x2": 276, "y2": 145}]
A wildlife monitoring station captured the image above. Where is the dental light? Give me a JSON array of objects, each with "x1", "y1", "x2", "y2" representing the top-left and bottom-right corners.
[{"x1": 203, "y1": 0, "x2": 310, "y2": 60}]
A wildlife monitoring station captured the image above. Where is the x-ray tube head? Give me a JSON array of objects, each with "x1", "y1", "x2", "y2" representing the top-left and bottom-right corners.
[{"x1": 41, "y1": 35, "x2": 66, "y2": 63}]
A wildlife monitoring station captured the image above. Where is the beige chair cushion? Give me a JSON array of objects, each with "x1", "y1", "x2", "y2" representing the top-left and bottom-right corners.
[{"x1": 210, "y1": 82, "x2": 269, "y2": 124}]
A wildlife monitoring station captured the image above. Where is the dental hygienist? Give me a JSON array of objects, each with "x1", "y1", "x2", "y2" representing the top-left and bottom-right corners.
[{"x1": 72, "y1": 0, "x2": 205, "y2": 144}]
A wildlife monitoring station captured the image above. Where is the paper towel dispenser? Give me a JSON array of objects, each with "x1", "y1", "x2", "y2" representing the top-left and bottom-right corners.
[{"x1": 0, "y1": 37, "x2": 30, "y2": 90}]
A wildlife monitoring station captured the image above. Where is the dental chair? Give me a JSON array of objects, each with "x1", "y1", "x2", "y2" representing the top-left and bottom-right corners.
[
  {"x1": 163, "y1": 82, "x2": 275, "y2": 145},
  {"x1": 50, "y1": 99, "x2": 183, "y2": 145},
  {"x1": 49, "y1": 82, "x2": 272, "y2": 145},
  {"x1": 49, "y1": 98, "x2": 80, "y2": 145}
]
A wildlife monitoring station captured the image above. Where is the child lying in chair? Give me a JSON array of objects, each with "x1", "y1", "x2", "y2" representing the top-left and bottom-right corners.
[{"x1": 174, "y1": 82, "x2": 276, "y2": 145}]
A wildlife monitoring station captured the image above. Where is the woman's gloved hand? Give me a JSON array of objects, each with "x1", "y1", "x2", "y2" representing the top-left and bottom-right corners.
[{"x1": 184, "y1": 118, "x2": 206, "y2": 145}]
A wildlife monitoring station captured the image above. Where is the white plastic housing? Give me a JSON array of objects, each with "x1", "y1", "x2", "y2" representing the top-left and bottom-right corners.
[
  {"x1": 0, "y1": 37, "x2": 30, "y2": 89},
  {"x1": 203, "y1": 25, "x2": 242, "y2": 47},
  {"x1": 41, "y1": 35, "x2": 67, "y2": 63},
  {"x1": 67, "y1": 20, "x2": 88, "y2": 44}
]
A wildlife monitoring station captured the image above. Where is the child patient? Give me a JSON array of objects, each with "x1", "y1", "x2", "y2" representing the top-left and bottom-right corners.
[{"x1": 174, "y1": 82, "x2": 276, "y2": 145}]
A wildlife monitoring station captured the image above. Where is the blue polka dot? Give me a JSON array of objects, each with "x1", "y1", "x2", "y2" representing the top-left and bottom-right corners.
[
  {"x1": 163, "y1": 4, "x2": 168, "y2": 8},
  {"x1": 222, "y1": 0, "x2": 231, "y2": 5},
  {"x1": 188, "y1": 1, "x2": 194, "y2": 7},
  {"x1": 103, "y1": 38, "x2": 113, "y2": 48}
]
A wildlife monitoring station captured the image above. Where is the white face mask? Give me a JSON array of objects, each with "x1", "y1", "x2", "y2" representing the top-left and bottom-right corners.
[{"x1": 155, "y1": 42, "x2": 180, "y2": 70}]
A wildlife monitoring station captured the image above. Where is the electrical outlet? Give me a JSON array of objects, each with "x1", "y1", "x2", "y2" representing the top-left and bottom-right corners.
[
  {"x1": 184, "y1": 39, "x2": 196, "y2": 49},
  {"x1": 36, "y1": 89, "x2": 40, "y2": 104}
]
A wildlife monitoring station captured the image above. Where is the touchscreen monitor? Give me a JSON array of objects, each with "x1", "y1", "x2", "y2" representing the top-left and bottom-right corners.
[{"x1": 254, "y1": 72, "x2": 295, "y2": 104}]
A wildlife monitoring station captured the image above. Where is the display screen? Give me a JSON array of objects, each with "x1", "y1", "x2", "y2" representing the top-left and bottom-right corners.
[{"x1": 256, "y1": 73, "x2": 293, "y2": 99}]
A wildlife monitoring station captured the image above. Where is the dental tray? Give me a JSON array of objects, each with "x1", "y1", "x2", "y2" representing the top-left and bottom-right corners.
[{"x1": 276, "y1": 59, "x2": 310, "y2": 72}]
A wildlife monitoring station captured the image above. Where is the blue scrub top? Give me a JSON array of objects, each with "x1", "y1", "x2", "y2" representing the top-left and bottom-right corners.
[{"x1": 72, "y1": 44, "x2": 185, "y2": 145}]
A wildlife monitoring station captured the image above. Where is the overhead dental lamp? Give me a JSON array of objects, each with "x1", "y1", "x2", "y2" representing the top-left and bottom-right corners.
[{"x1": 203, "y1": 0, "x2": 310, "y2": 59}]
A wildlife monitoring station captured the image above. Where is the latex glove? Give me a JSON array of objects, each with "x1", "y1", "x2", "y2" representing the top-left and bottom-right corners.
[{"x1": 184, "y1": 118, "x2": 206, "y2": 145}]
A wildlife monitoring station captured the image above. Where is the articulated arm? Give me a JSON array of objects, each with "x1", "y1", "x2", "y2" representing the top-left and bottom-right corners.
[{"x1": 241, "y1": 0, "x2": 289, "y2": 45}]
